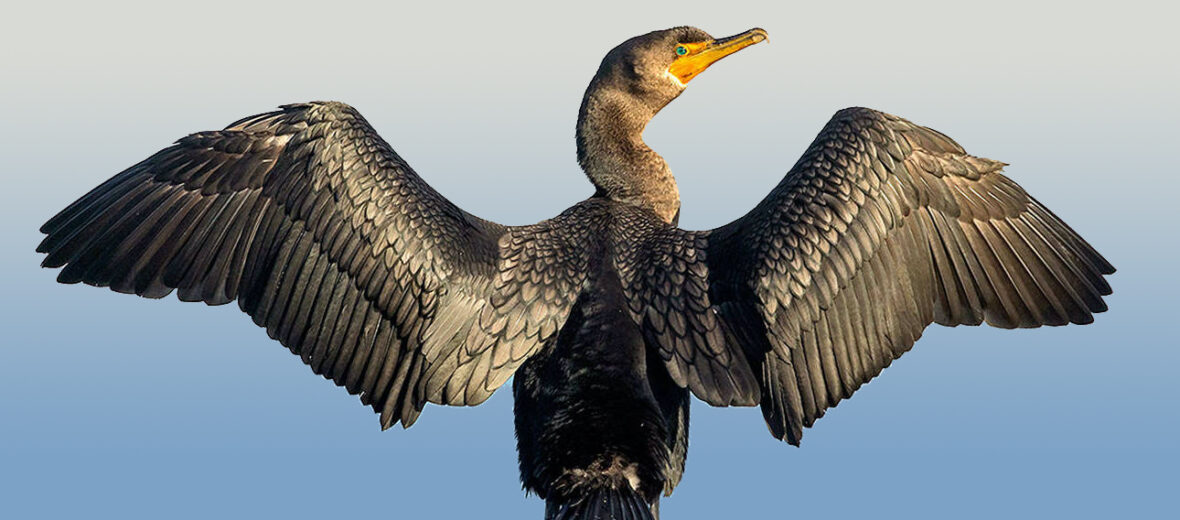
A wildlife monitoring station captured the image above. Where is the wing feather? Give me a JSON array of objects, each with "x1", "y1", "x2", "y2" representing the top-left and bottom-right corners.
[
  {"x1": 637, "y1": 107, "x2": 1113, "y2": 444},
  {"x1": 38, "y1": 101, "x2": 587, "y2": 429},
  {"x1": 723, "y1": 108, "x2": 1115, "y2": 443}
]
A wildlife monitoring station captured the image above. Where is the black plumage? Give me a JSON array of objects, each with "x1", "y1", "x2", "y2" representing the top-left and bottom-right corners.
[{"x1": 37, "y1": 26, "x2": 1113, "y2": 520}]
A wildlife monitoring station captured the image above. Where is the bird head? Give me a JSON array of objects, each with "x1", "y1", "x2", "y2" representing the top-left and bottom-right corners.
[
  {"x1": 591, "y1": 26, "x2": 768, "y2": 113},
  {"x1": 576, "y1": 26, "x2": 768, "y2": 221}
]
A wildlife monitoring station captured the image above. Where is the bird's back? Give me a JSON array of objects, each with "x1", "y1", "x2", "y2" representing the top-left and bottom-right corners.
[{"x1": 512, "y1": 198, "x2": 690, "y2": 519}]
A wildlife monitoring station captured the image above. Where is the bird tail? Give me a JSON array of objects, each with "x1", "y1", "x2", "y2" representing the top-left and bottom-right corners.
[{"x1": 544, "y1": 486, "x2": 656, "y2": 520}]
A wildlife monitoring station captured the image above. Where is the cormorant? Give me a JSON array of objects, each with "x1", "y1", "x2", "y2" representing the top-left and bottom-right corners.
[{"x1": 36, "y1": 26, "x2": 1114, "y2": 520}]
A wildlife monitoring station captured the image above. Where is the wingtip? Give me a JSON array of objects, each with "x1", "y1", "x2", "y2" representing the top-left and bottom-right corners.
[{"x1": 1100, "y1": 260, "x2": 1117, "y2": 276}]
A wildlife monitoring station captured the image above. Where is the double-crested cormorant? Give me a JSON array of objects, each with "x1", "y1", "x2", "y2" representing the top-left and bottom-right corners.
[{"x1": 37, "y1": 26, "x2": 1114, "y2": 519}]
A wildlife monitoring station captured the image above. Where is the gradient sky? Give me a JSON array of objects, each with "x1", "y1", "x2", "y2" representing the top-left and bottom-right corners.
[{"x1": 2, "y1": 1, "x2": 1177, "y2": 518}]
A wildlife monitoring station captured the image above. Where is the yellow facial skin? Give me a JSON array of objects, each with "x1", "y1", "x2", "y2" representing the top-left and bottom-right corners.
[{"x1": 667, "y1": 28, "x2": 769, "y2": 84}]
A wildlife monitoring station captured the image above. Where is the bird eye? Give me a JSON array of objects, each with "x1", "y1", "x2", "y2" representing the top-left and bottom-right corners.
[{"x1": 675, "y1": 45, "x2": 688, "y2": 56}]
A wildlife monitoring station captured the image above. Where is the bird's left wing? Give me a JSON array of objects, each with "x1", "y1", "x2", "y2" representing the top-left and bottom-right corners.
[
  {"x1": 37, "y1": 102, "x2": 588, "y2": 429},
  {"x1": 625, "y1": 108, "x2": 1114, "y2": 445}
]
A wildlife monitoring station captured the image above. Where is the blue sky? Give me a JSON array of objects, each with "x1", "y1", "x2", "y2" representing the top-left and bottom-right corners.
[{"x1": 2, "y1": 1, "x2": 1176, "y2": 518}]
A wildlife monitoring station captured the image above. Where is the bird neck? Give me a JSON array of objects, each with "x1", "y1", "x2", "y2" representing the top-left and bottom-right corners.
[{"x1": 576, "y1": 85, "x2": 680, "y2": 224}]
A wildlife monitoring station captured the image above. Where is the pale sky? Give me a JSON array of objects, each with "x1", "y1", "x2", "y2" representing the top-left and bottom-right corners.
[{"x1": 2, "y1": 1, "x2": 1176, "y2": 518}]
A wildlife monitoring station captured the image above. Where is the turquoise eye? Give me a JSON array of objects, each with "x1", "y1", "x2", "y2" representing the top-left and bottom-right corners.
[{"x1": 675, "y1": 45, "x2": 687, "y2": 56}]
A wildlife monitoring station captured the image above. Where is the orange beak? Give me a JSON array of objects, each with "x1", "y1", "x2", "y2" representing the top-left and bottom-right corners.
[{"x1": 667, "y1": 28, "x2": 768, "y2": 84}]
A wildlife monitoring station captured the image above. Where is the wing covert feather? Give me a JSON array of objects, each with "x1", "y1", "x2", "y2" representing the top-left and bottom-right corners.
[
  {"x1": 652, "y1": 107, "x2": 1113, "y2": 444},
  {"x1": 38, "y1": 102, "x2": 586, "y2": 429}
]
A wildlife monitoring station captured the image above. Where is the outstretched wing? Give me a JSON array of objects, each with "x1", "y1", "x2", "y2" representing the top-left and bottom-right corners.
[
  {"x1": 37, "y1": 101, "x2": 585, "y2": 429},
  {"x1": 631, "y1": 107, "x2": 1114, "y2": 445}
]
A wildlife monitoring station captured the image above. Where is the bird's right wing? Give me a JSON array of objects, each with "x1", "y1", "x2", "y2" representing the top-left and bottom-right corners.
[
  {"x1": 37, "y1": 101, "x2": 588, "y2": 429},
  {"x1": 628, "y1": 107, "x2": 1114, "y2": 445}
]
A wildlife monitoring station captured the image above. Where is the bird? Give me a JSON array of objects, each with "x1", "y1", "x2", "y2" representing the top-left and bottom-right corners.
[{"x1": 36, "y1": 26, "x2": 1114, "y2": 520}]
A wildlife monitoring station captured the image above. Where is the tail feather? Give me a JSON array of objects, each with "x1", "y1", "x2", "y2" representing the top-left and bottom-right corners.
[{"x1": 545, "y1": 486, "x2": 655, "y2": 520}]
